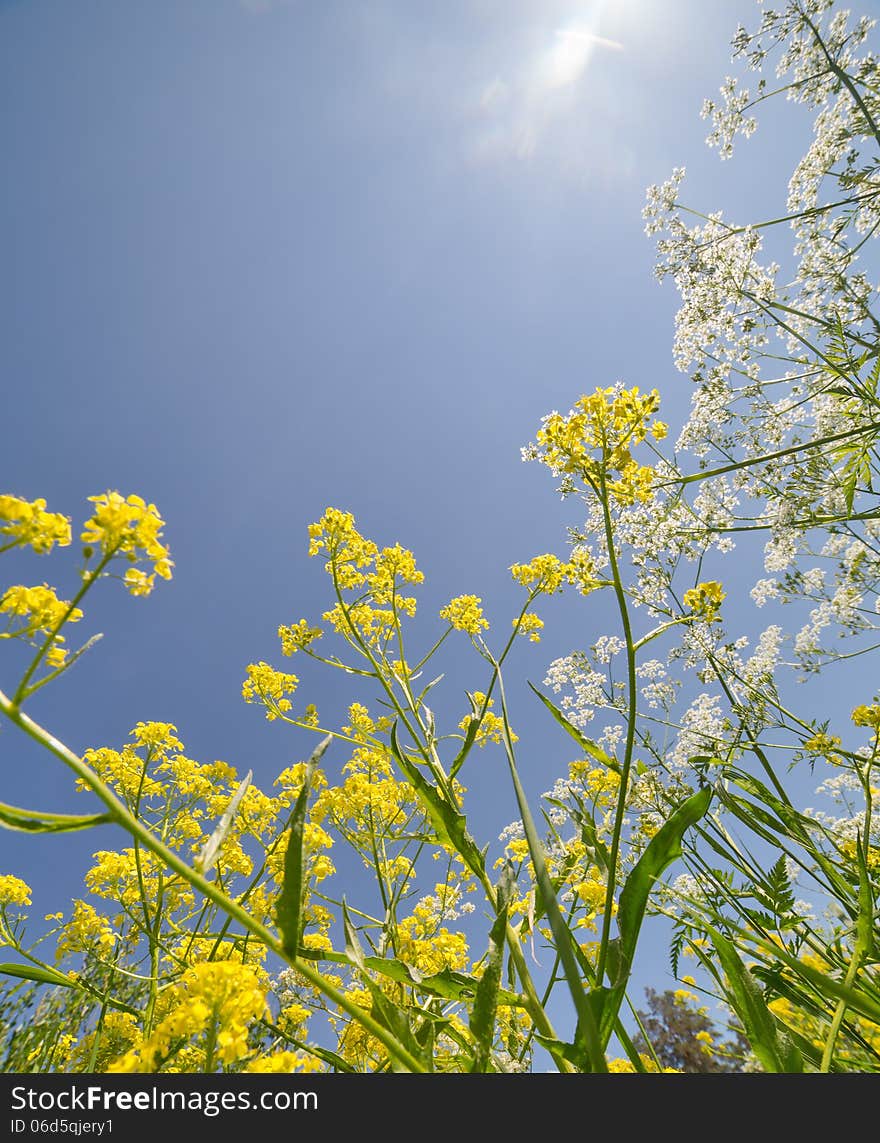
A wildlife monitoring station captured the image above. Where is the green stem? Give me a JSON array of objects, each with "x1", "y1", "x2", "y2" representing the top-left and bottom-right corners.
[
  {"x1": 657, "y1": 420, "x2": 880, "y2": 489},
  {"x1": 819, "y1": 945, "x2": 863, "y2": 1072},
  {"x1": 13, "y1": 551, "x2": 115, "y2": 705},
  {"x1": 594, "y1": 475, "x2": 639, "y2": 992}
]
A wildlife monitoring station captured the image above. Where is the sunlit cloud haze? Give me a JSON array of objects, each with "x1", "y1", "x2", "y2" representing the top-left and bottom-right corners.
[
  {"x1": 467, "y1": 20, "x2": 624, "y2": 170},
  {"x1": 338, "y1": 1, "x2": 685, "y2": 186}
]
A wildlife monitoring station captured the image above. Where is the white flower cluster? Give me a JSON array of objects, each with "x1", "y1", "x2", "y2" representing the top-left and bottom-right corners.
[
  {"x1": 701, "y1": 74, "x2": 759, "y2": 159},
  {"x1": 543, "y1": 653, "x2": 614, "y2": 727},
  {"x1": 669, "y1": 693, "x2": 727, "y2": 771}
]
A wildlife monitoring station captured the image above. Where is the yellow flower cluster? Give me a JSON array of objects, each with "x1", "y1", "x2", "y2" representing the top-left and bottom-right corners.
[
  {"x1": 533, "y1": 386, "x2": 667, "y2": 504},
  {"x1": 440, "y1": 594, "x2": 489, "y2": 636},
  {"x1": 314, "y1": 746, "x2": 418, "y2": 834},
  {"x1": 683, "y1": 580, "x2": 726, "y2": 622},
  {"x1": 395, "y1": 885, "x2": 470, "y2": 974},
  {"x1": 274, "y1": 760, "x2": 329, "y2": 806},
  {"x1": 341, "y1": 702, "x2": 392, "y2": 741},
  {"x1": 514, "y1": 613, "x2": 544, "y2": 642},
  {"x1": 510, "y1": 551, "x2": 596, "y2": 596},
  {"x1": 109, "y1": 962, "x2": 268, "y2": 1072},
  {"x1": 768, "y1": 952, "x2": 880, "y2": 1066},
  {"x1": 397, "y1": 918, "x2": 469, "y2": 975},
  {"x1": 321, "y1": 601, "x2": 396, "y2": 644},
  {"x1": 69, "y1": 1012, "x2": 141, "y2": 1072},
  {"x1": 241, "y1": 661, "x2": 299, "y2": 719},
  {"x1": 840, "y1": 838, "x2": 880, "y2": 871},
  {"x1": 574, "y1": 870, "x2": 610, "y2": 933},
  {"x1": 265, "y1": 815, "x2": 335, "y2": 885},
  {"x1": 53, "y1": 900, "x2": 117, "y2": 959},
  {"x1": 85, "y1": 849, "x2": 163, "y2": 908},
  {"x1": 852, "y1": 703, "x2": 880, "y2": 729},
  {"x1": 82, "y1": 722, "x2": 201, "y2": 805},
  {"x1": 607, "y1": 1057, "x2": 681, "y2": 1073},
  {"x1": 0, "y1": 494, "x2": 71, "y2": 554},
  {"x1": 246, "y1": 1051, "x2": 324, "y2": 1073},
  {"x1": 308, "y1": 507, "x2": 374, "y2": 562},
  {"x1": 802, "y1": 730, "x2": 842, "y2": 762},
  {"x1": 278, "y1": 618, "x2": 323, "y2": 656},
  {"x1": 459, "y1": 692, "x2": 516, "y2": 747},
  {"x1": 1, "y1": 584, "x2": 82, "y2": 638},
  {"x1": 81, "y1": 492, "x2": 173, "y2": 595},
  {"x1": 369, "y1": 543, "x2": 424, "y2": 602},
  {"x1": 81, "y1": 723, "x2": 267, "y2": 892},
  {"x1": 0, "y1": 874, "x2": 32, "y2": 908},
  {"x1": 308, "y1": 508, "x2": 423, "y2": 616}
]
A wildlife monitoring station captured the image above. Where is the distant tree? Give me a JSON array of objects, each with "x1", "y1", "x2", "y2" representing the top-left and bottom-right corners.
[{"x1": 633, "y1": 988, "x2": 751, "y2": 1073}]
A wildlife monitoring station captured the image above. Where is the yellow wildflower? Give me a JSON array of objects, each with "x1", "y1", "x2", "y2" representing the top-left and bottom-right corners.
[
  {"x1": 683, "y1": 580, "x2": 726, "y2": 622},
  {"x1": 367, "y1": 543, "x2": 424, "y2": 602},
  {"x1": 440, "y1": 594, "x2": 489, "y2": 635},
  {"x1": 307, "y1": 508, "x2": 379, "y2": 590},
  {"x1": 81, "y1": 492, "x2": 173, "y2": 593},
  {"x1": 852, "y1": 703, "x2": 880, "y2": 729},
  {"x1": 247, "y1": 1051, "x2": 324, "y2": 1073},
  {"x1": 343, "y1": 702, "x2": 376, "y2": 740},
  {"x1": 108, "y1": 962, "x2": 268, "y2": 1072},
  {"x1": 0, "y1": 584, "x2": 82, "y2": 637},
  {"x1": 459, "y1": 693, "x2": 516, "y2": 747},
  {"x1": 515, "y1": 612, "x2": 544, "y2": 642},
  {"x1": 0, "y1": 494, "x2": 71, "y2": 553},
  {"x1": 511, "y1": 553, "x2": 570, "y2": 594},
  {"x1": 0, "y1": 874, "x2": 32, "y2": 908},
  {"x1": 278, "y1": 618, "x2": 323, "y2": 655},
  {"x1": 802, "y1": 731, "x2": 842, "y2": 763},
  {"x1": 531, "y1": 386, "x2": 664, "y2": 503},
  {"x1": 242, "y1": 661, "x2": 299, "y2": 719}
]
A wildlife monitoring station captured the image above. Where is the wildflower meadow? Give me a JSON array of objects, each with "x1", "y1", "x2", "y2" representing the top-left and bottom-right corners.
[{"x1": 2, "y1": 0, "x2": 880, "y2": 1081}]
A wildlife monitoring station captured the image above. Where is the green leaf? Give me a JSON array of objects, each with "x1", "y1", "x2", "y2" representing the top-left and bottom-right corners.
[
  {"x1": 706, "y1": 926, "x2": 803, "y2": 1073},
  {"x1": 194, "y1": 769, "x2": 252, "y2": 874},
  {"x1": 0, "y1": 961, "x2": 83, "y2": 989},
  {"x1": 341, "y1": 898, "x2": 367, "y2": 971},
  {"x1": 762, "y1": 856, "x2": 797, "y2": 918},
  {"x1": 297, "y1": 946, "x2": 522, "y2": 1006},
  {"x1": 274, "y1": 737, "x2": 330, "y2": 956},
  {"x1": 0, "y1": 963, "x2": 139, "y2": 1016},
  {"x1": 533, "y1": 1034, "x2": 589, "y2": 1068},
  {"x1": 763, "y1": 941, "x2": 880, "y2": 1027},
  {"x1": 342, "y1": 900, "x2": 433, "y2": 1074},
  {"x1": 528, "y1": 683, "x2": 621, "y2": 773},
  {"x1": 592, "y1": 785, "x2": 712, "y2": 1047},
  {"x1": 496, "y1": 705, "x2": 606, "y2": 1072},
  {"x1": 723, "y1": 769, "x2": 855, "y2": 903},
  {"x1": 0, "y1": 800, "x2": 113, "y2": 834},
  {"x1": 389, "y1": 722, "x2": 485, "y2": 878},
  {"x1": 469, "y1": 862, "x2": 514, "y2": 1072},
  {"x1": 449, "y1": 714, "x2": 480, "y2": 779},
  {"x1": 855, "y1": 829, "x2": 875, "y2": 962}
]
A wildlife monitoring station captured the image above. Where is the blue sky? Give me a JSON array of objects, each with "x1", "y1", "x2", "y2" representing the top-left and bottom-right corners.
[{"x1": 2, "y1": 0, "x2": 864, "y2": 1040}]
